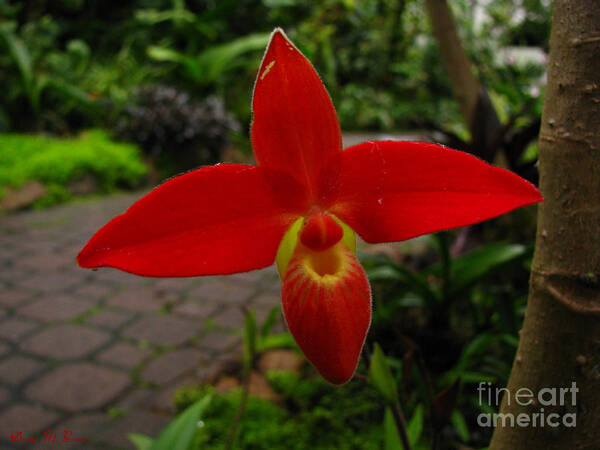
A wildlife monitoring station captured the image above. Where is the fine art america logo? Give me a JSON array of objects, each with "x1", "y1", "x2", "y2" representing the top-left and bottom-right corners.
[{"x1": 477, "y1": 382, "x2": 578, "y2": 428}]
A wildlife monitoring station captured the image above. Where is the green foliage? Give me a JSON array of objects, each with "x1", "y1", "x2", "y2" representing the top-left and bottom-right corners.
[
  {"x1": 365, "y1": 235, "x2": 529, "y2": 329},
  {"x1": 452, "y1": 0, "x2": 549, "y2": 122},
  {"x1": 0, "y1": 17, "x2": 99, "y2": 131},
  {"x1": 430, "y1": 241, "x2": 528, "y2": 298},
  {"x1": 249, "y1": 306, "x2": 298, "y2": 353},
  {"x1": 362, "y1": 231, "x2": 534, "y2": 447},
  {"x1": 243, "y1": 309, "x2": 257, "y2": 371},
  {"x1": 0, "y1": 129, "x2": 146, "y2": 204},
  {"x1": 147, "y1": 33, "x2": 270, "y2": 88},
  {"x1": 384, "y1": 407, "x2": 403, "y2": 450},
  {"x1": 0, "y1": 0, "x2": 549, "y2": 138},
  {"x1": 130, "y1": 395, "x2": 213, "y2": 450},
  {"x1": 407, "y1": 404, "x2": 424, "y2": 446},
  {"x1": 369, "y1": 343, "x2": 399, "y2": 404},
  {"x1": 172, "y1": 373, "x2": 384, "y2": 450},
  {"x1": 129, "y1": 433, "x2": 154, "y2": 450}
]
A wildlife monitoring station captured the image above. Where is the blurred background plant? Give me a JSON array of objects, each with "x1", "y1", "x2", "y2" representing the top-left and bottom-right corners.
[
  {"x1": 0, "y1": 0, "x2": 549, "y2": 135},
  {"x1": 116, "y1": 86, "x2": 239, "y2": 175},
  {"x1": 0, "y1": 0, "x2": 549, "y2": 204}
]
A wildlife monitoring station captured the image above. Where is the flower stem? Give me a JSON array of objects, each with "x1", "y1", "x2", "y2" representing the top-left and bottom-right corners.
[{"x1": 224, "y1": 370, "x2": 250, "y2": 450}]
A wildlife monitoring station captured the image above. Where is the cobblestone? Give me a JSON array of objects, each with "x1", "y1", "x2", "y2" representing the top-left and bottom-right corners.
[
  {"x1": 55, "y1": 413, "x2": 108, "y2": 438},
  {"x1": 122, "y1": 315, "x2": 200, "y2": 346},
  {"x1": 173, "y1": 300, "x2": 218, "y2": 317},
  {"x1": 196, "y1": 330, "x2": 241, "y2": 353},
  {"x1": 85, "y1": 309, "x2": 135, "y2": 330},
  {"x1": 72, "y1": 281, "x2": 116, "y2": 301},
  {"x1": 0, "y1": 288, "x2": 35, "y2": 308},
  {"x1": 0, "y1": 355, "x2": 45, "y2": 385},
  {"x1": 96, "y1": 342, "x2": 151, "y2": 368},
  {"x1": 20, "y1": 325, "x2": 111, "y2": 360},
  {"x1": 0, "y1": 190, "x2": 284, "y2": 449},
  {"x1": 0, "y1": 387, "x2": 10, "y2": 406},
  {"x1": 0, "y1": 342, "x2": 8, "y2": 358},
  {"x1": 0, "y1": 318, "x2": 38, "y2": 342},
  {"x1": 25, "y1": 363, "x2": 130, "y2": 412},
  {"x1": 17, "y1": 295, "x2": 97, "y2": 322},
  {"x1": 107, "y1": 287, "x2": 177, "y2": 312},
  {"x1": 143, "y1": 348, "x2": 203, "y2": 385},
  {"x1": 0, "y1": 404, "x2": 59, "y2": 437},
  {"x1": 211, "y1": 306, "x2": 247, "y2": 329},
  {"x1": 96, "y1": 411, "x2": 171, "y2": 448},
  {"x1": 18, "y1": 272, "x2": 80, "y2": 294},
  {"x1": 187, "y1": 278, "x2": 257, "y2": 304}
]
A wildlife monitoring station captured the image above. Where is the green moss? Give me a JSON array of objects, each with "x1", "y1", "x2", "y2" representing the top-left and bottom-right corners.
[
  {"x1": 175, "y1": 371, "x2": 384, "y2": 450},
  {"x1": 0, "y1": 129, "x2": 146, "y2": 206}
]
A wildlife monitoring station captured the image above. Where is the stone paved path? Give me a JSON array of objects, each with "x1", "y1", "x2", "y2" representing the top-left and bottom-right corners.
[{"x1": 0, "y1": 192, "x2": 282, "y2": 449}]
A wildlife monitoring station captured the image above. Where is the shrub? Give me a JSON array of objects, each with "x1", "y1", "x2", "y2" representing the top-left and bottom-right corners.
[
  {"x1": 116, "y1": 85, "x2": 239, "y2": 173},
  {"x1": 0, "y1": 129, "x2": 147, "y2": 206}
]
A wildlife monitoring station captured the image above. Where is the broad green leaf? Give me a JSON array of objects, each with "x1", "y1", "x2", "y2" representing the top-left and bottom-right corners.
[
  {"x1": 43, "y1": 78, "x2": 98, "y2": 111},
  {"x1": 451, "y1": 410, "x2": 470, "y2": 442},
  {"x1": 128, "y1": 433, "x2": 153, "y2": 450},
  {"x1": 458, "y1": 372, "x2": 496, "y2": 384},
  {"x1": 384, "y1": 407, "x2": 403, "y2": 450},
  {"x1": 460, "y1": 334, "x2": 494, "y2": 368},
  {"x1": 394, "y1": 293, "x2": 425, "y2": 308},
  {"x1": 135, "y1": 8, "x2": 196, "y2": 25},
  {"x1": 448, "y1": 243, "x2": 527, "y2": 295},
  {"x1": 260, "y1": 306, "x2": 280, "y2": 338},
  {"x1": 0, "y1": 23, "x2": 35, "y2": 110},
  {"x1": 148, "y1": 33, "x2": 270, "y2": 86},
  {"x1": 151, "y1": 395, "x2": 212, "y2": 450},
  {"x1": 264, "y1": 0, "x2": 299, "y2": 6},
  {"x1": 369, "y1": 343, "x2": 398, "y2": 404},
  {"x1": 366, "y1": 265, "x2": 402, "y2": 280},
  {"x1": 147, "y1": 46, "x2": 186, "y2": 64},
  {"x1": 196, "y1": 33, "x2": 270, "y2": 83},
  {"x1": 407, "y1": 404, "x2": 424, "y2": 445},
  {"x1": 256, "y1": 332, "x2": 297, "y2": 352},
  {"x1": 501, "y1": 334, "x2": 519, "y2": 349},
  {"x1": 440, "y1": 334, "x2": 495, "y2": 384}
]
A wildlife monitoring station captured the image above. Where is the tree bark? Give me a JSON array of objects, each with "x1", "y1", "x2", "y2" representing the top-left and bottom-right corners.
[
  {"x1": 490, "y1": 1, "x2": 600, "y2": 448},
  {"x1": 424, "y1": 0, "x2": 502, "y2": 162}
]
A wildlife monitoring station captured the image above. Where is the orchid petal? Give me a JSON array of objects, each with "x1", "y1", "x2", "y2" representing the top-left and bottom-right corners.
[
  {"x1": 251, "y1": 29, "x2": 342, "y2": 194},
  {"x1": 319, "y1": 141, "x2": 543, "y2": 243},
  {"x1": 282, "y1": 242, "x2": 371, "y2": 384},
  {"x1": 78, "y1": 164, "x2": 308, "y2": 276}
]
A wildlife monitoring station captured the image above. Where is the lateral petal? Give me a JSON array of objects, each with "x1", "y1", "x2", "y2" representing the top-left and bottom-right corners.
[
  {"x1": 251, "y1": 29, "x2": 342, "y2": 194},
  {"x1": 78, "y1": 164, "x2": 308, "y2": 276},
  {"x1": 282, "y1": 242, "x2": 371, "y2": 384},
  {"x1": 319, "y1": 141, "x2": 543, "y2": 243}
]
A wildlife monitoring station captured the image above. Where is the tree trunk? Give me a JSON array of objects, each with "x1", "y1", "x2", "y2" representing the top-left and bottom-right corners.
[
  {"x1": 490, "y1": 1, "x2": 600, "y2": 448},
  {"x1": 424, "y1": 0, "x2": 502, "y2": 162}
]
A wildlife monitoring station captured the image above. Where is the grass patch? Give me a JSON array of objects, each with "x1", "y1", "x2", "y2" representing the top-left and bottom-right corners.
[{"x1": 0, "y1": 129, "x2": 147, "y2": 206}]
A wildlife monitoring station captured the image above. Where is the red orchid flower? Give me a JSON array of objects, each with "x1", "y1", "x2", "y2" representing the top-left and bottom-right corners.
[{"x1": 78, "y1": 29, "x2": 542, "y2": 385}]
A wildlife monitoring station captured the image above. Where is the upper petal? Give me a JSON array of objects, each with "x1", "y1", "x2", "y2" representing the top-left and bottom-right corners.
[
  {"x1": 251, "y1": 29, "x2": 342, "y2": 194},
  {"x1": 318, "y1": 141, "x2": 543, "y2": 243},
  {"x1": 78, "y1": 164, "x2": 308, "y2": 276}
]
